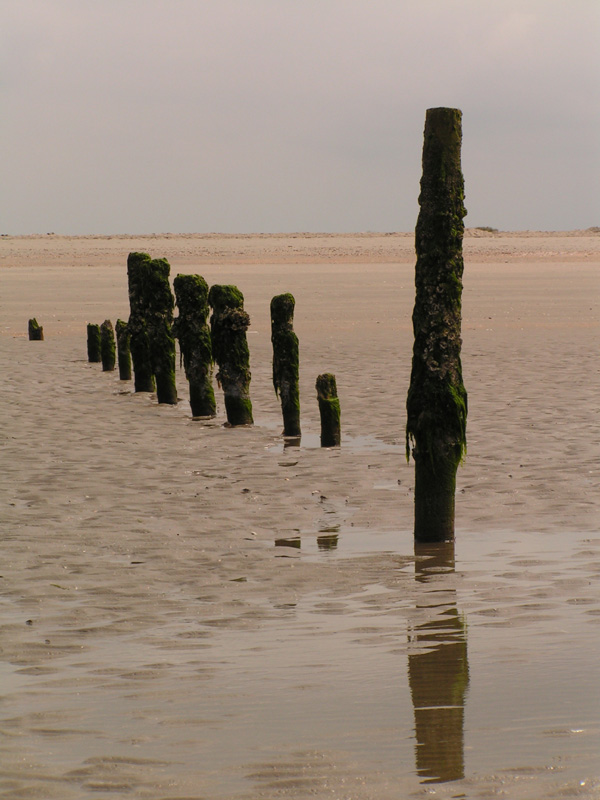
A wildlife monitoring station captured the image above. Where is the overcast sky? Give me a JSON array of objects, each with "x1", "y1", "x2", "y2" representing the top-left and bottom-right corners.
[{"x1": 2, "y1": 0, "x2": 599, "y2": 234}]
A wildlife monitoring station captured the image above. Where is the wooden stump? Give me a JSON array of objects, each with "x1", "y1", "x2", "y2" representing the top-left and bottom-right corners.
[
  {"x1": 209, "y1": 284, "x2": 253, "y2": 426},
  {"x1": 271, "y1": 293, "x2": 301, "y2": 437},
  {"x1": 316, "y1": 373, "x2": 340, "y2": 447},
  {"x1": 173, "y1": 274, "x2": 216, "y2": 418},
  {"x1": 28, "y1": 318, "x2": 44, "y2": 340},
  {"x1": 115, "y1": 319, "x2": 132, "y2": 381},
  {"x1": 87, "y1": 323, "x2": 101, "y2": 363},
  {"x1": 100, "y1": 319, "x2": 116, "y2": 372},
  {"x1": 127, "y1": 252, "x2": 155, "y2": 393},
  {"x1": 144, "y1": 258, "x2": 177, "y2": 405}
]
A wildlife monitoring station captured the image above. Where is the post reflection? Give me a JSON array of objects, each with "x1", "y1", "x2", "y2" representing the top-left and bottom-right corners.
[
  {"x1": 317, "y1": 533, "x2": 339, "y2": 551},
  {"x1": 408, "y1": 542, "x2": 469, "y2": 783}
]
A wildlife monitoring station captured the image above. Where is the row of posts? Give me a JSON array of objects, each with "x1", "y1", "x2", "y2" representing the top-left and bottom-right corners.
[
  {"x1": 86, "y1": 253, "x2": 341, "y2": 447},
  {"x1": 33, "y1": 107, "x2": 467, "y2": 543}
]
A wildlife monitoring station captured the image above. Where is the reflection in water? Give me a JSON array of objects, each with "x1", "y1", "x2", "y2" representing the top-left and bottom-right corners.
[
  {"x1": 272, "y1": 529, "x2": 340, "y2": 553},
  {"x1": 283, "y1": 436, "x2": 301, "y2": 449},
  {"x1": 317, "y1": 534, "x2": 339, "y2": 551},
  {"x1": 408, "y1": 542, "x2": 469, "y2": 784},
  {"x1": 317, "y1": 524, "x2": 340, "y2": 552},
  {"x1": 274, "y1": 537, "x2": 301, "y2": 549}
]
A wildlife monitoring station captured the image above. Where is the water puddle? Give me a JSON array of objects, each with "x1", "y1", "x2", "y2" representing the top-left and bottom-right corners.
[
  {"x1": 254, "y1": 528, "x2": 600, "y2": 793},
  {"x1": 273, "y1": 526, "x2": 403, "y2": 559},
  {"x1": 266, "y1": 430, "x2": 400, "y2": 453},
  {"x1": 3, "y1": 530, "x2": 599, "y2": 797}
]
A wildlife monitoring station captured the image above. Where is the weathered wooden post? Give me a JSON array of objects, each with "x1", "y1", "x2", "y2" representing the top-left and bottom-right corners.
[
  {"x1": 127, "y1": 252, "x2": 155, "y2": 393},
  {"x1": 271, "y1": 293, "x2": 301, "y2": 437},
  {"x1": 173, "y1": 274, "x2": 216, "y2": 417},
  {"x1": 144, "y1": 257, "x2": 178, "y2": 405},
  {"x1": 316, "y1": 373, "x2": 340, "y2": 446},
  {"x1": 115, "y1": 319, "x2": 132, "y2": 380},
  {"x1": 87, "y1": 323, "x2": 101, "y2": 363},
  {"x1": 406, "y1": 107, "x2": 468, "y2": 543},
  {"x1": 100, "y1": 319, "x2": 116, "y2": 372},
  {"x1": 208, "y1": 284, "x2": 253, "y2": 425},
  {"x1": 28, "y1": 318, "x2": 44, "y2": 340}
]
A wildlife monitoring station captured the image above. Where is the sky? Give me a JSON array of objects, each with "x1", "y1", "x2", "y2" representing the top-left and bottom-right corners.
[{"x1": 2, "y1": 0, "x2": 599, "y2": 234}]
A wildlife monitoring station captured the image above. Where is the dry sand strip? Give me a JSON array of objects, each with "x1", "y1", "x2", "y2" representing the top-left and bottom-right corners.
[{"x1": 1, "y1": 229, "x2": 600, "y2": 267}]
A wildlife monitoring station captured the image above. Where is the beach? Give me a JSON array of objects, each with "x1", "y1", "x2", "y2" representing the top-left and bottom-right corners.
[{"x1": 1, "y1": 231, "x2": 599, "y2": 798}]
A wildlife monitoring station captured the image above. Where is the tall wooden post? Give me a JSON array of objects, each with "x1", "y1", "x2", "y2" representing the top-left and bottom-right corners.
[
  {"x1": 173, "y1": 274, "x2": 216, "y2": 417},
  {"x1": 406, "y1": 107, "x2": 468, "y2": 543},
  {"x1": 271, "y1": 293, "x2": 301, "y2": 437},
  {"x1": 208, "y1": 284, "x2": 253, "y2": 426}
]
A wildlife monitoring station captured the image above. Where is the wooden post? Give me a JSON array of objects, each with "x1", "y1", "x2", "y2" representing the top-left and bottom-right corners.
[
  {"x1": 271, "y1": 293, "x2": 301, "y2": 437},
  {"x1": 144, "y1": 258, "x2": 178, "y2": 405},
  {"x1": 406, "y1": 107, "x2": 468, "y2": 543},
  {"x1": 100, "y1": 319, "x2": 116, "y2": 372},
  {"x1": 87, "y1": 323, "x2": 101, "y2": 363},
  {"x1": 127, "y1": 252, "x2": 155, "y2": 393},
  {"x1": 208, "y1": 284, "x2": 253, "y2": 426},
  {"x1": 173, "y1": 274, "x2": 216, "y2": 417},
  {"x1": 28, "y1": 318, "x2": 44, "y2": 340},
  {"x1": 316, "y1": 373, "x2": 340, "y2": 447},
  {"x1": 115, "y1": 319, "x2": 132, "y2": 380}
]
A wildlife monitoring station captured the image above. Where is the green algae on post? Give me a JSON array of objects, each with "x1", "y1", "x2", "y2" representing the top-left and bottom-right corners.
[
  {"x1": 100, "y1": 319, "x2": 116, "y2": 372},
  {"x1": 173, "y1": 274, "x2": 216, "y2": 418},
  {"x1": 87, "y1": 323, "x2": 101, "y2": 363},
  {"x1": 127, "y1": 252, "x2": 177, "y2": 402},
  {"x1": 144, "y1": 258, "x2": 178, "y2": 405},
  {"x1": 271, "y1": 293, "x2": 301, "y2": 437},
  {"x1": 316, "y1": 373, "x2": 340, "y2": 447},
  {"x1": 406, "y1": 107, "x2": 468, "y2": 543},
  {"x1": 208, "y1": 284, "x2": 253, "y2": 426},
  {"x1": 115, "y1": 319, "x2": 132, "y2": 381},
  {"x1": 127, "y1": 252, "x2": 155, "y2": 393},
  {"x1": 28, "y1": 318, "x2": 44, "y2": 340}
]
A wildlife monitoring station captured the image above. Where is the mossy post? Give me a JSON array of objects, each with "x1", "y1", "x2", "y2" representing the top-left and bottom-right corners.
[
  {"x1": 143, "y1": 258, "x2": 178, "y2": 405},
  {"x1": 406, "y1": 107, "x2": 468, "y2": 543},
  {"x1": 316, "y1": 373, "x2": 340, "y2": 447},
  {"x1": 28, "y1": 318, "x2": 44, "y2": 340},
  {"x1": 100, "y1": 319, "x2": 116, "y2": 371},
  {"x1": 208, "y1": 284, "x2": 253, "y2": 426},
  {"x1": 87, "y1": 323, "x2": 101, "y2": 362},
  {"x1": 173, "y1": 274, "x2": 216, "y2": 417},
  {"x1": 127, "y1": 252, "x2": 155, "y2": 393},
  {"x1": 271, "y1": 293, "x2": 301, "y2": 437},
  {"x1": 115, "y1": 319, "x2": 132, "y2": 381}
]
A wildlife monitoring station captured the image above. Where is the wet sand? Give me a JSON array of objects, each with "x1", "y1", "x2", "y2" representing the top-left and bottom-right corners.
[{"x1": 1, "y1": 232, "x2": 599, "y2": 798}]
